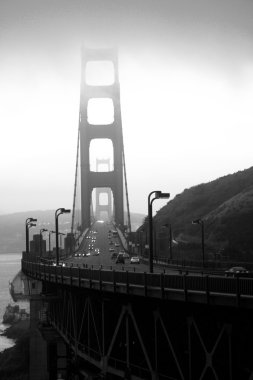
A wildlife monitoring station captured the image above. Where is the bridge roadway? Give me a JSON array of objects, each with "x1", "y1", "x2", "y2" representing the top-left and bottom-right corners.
[
  {"x1": 66, "y1": 221, "x2": 176, "y2": 274},
  {"x1": 23, "y1": 218, "x2": 253, "y2": 309},
  {"x1": 22, "y1": 222, "x2": 253, "y2": 379}
]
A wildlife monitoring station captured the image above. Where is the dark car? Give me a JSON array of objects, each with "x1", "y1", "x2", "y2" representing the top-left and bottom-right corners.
[
  {"x1": 111, "y1": 252, "x2": 117, "y2": 259},
  {"x1": 115, "y1": 254, "x2": 125, "y2": 264}
]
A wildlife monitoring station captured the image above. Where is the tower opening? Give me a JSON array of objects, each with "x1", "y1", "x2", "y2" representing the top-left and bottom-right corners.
[
  {"x1": 85, "y1": 60, "x2": 115, "y2": 86},
  {"x1": 87, "y1": 98, "x2": 114, "y2": 125},
  {"x1": 92, "y1": 187, "x2": 114, "y2": 222},
  {"x1": 89, "y1": 139, "x2": 114, "y2": 172}
]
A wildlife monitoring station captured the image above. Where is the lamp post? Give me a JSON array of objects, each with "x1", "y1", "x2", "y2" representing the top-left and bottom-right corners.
[
  {"x1": 163, "y1": 223, "x2": 173, "y2": 261},
  {"x1": 140, "y1": 231, "x2": 143, "y2": 256},
  {"x1": 55, "y1": 208, "x2": 71, "y2": 266},
  {"x1": 148, "y1": 191, "x2": 170, "y2": 273},
  {"x1": 40, "y1": 228, "x2": 48, "y2": 258},
  {"x1": 192, "y1": 219, "x2": 205, "y2": 267},
  {"x1": 25, "y1": 217, "x2": 37, "y2": 253},
  {"x1": 28, "y1": 223, "x2": 36, "y2": 253},
  {"x1": 129, "y1": 241, "x2": 132, "y2": 255},
  {"x1": 49, "y1": 230, "x2": 56, "y2": 256}
]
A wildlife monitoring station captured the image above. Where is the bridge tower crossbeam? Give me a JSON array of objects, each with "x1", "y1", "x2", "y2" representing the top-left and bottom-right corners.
[{"x1": 95, "y1": 158, "x2": 113, "y2": 221}]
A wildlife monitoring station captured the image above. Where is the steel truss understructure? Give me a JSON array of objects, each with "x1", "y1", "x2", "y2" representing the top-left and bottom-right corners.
[{"x1": 44, "y1": 283, "x2": 253, "y2": 380}]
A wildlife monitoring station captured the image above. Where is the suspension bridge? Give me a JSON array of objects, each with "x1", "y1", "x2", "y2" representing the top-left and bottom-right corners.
[{"x1": 20, "y1": 48, "x2": 253, "y2": 380}]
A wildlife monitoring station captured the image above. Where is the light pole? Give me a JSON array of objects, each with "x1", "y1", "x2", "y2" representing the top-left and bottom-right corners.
[
  {"x1": 25, "y1": 217, "x2": 37, "y2": 253},
  {"x1": 163, "y1": 223, "x2": 173, "y2": 261},
  {"x1": 192, "y1": 219, "x2": 205, "y2": 267},
  {"x1": 40, "y1": 228, "x2": 48, "y2": 258},
  {"x1": 129, "y1": 241, "x2": 132, "y2": 255},
  {"x1": 49, "y1": 230, "x2": 56, "y2": 256},
  {"x1": 55, "y1": 208, "x2": 71, "y2": 266},
  {"x1": 140, "y1": 230, "x2": 143, "y2": 256},
  {"x1": 148, "y1": 191, "x2": 170, "y2": 273}
]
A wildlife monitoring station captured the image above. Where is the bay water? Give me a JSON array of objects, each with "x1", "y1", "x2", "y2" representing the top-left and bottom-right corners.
[{"x1": 0, "y1": 253, "x2": 27, "y2": 352}]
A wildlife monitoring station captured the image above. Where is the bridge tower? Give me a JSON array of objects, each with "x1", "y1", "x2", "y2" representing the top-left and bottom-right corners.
[
  {"x1": 79, "y1": 47, "x2": 124, "y2": 230},
  {"x1": 95, "y1": 158, "x2": 113, "y2": 221}
]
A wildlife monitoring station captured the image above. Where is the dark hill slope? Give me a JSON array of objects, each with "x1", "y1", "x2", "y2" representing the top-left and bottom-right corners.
[{"x1": 152, "y1": 167, "x2": 253, "y2": 256}]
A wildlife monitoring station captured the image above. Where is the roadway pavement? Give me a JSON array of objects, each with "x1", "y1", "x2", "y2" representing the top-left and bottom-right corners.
[{"x1": 65, "y1": 221, "x2": 179, "y2": 274}]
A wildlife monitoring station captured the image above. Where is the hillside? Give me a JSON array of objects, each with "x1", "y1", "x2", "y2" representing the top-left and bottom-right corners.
[{"x1": 146, "y1": 166, "x2": 253, "y2": 260}]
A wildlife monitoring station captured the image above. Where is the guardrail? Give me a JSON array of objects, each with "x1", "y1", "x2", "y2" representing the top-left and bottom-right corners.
[{"x1": 22, "y1": 253, "x2": 253, "y2": 309}]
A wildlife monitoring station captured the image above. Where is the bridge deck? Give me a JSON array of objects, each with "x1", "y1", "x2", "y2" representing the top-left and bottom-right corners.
[{"x1": 22, "y1": 254, "x2": 253, "y2": 309}]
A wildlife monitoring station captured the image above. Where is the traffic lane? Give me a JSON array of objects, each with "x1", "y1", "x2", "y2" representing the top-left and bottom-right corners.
[
  {"x1": 77, "y1": 222, "x2": 124, "y2": 261},
  {"x1": 69, "y1": 221, "x2": 179, "y2": 273},
  {"x1": 66, "y1": 254, "x2": 181, "y2": 274}
]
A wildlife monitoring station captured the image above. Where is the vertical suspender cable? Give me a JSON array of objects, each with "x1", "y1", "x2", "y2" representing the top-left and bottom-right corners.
[
  {"x1": 71, "y1": 125, "x2": 80, "y2": 235},
  {"x1": 122, "y1": 142, "x2": 131, "y2": 234}
]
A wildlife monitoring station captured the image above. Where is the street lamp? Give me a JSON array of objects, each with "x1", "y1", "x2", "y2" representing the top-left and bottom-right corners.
[
  {"x1": 139, "y1": 230, "x2": 143, "y2": 256},
  {"x1": 129, "y1": 241, "x2": 132, "y2": 255},
  {"x1": 40, "y1": 228, "x2": 48, "y2": 258},
  {"x1": 25, "y1": 217, "x2": 37, "y2": 253},
  {"x1": 148, "y1": 191, "x2": 170, "y2": 273},
  {"x1": 163, "y1": 224, "x2": 173, "y2": 261},
  {"x1": 55, "y1": 208, "x2": 71, "y2": 265},
  {"x1": 192, "y1": 219, "x2": 205, "y2": 267}
]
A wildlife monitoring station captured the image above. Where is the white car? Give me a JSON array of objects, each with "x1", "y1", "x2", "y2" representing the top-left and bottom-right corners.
[
  {"x1": 225, "y1": 266, "x2": 249, "y2": 276},
  {"x1": 130, "y1": 256, "x2": 140, "y2": 264}
]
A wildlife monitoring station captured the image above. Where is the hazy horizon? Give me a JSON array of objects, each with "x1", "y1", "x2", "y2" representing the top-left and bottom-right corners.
[{"x1": 1, "y1": 0, "x2": 253, "y2": 216}]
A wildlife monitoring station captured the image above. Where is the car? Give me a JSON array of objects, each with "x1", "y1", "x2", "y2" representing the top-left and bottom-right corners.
[
  {"x1": 130, "y1": 256, "x2": 140, "y2": 264},
  {"x1": 225, "y1": 266, "x2": 249, "y2": 276},
  {"x1": 109, "y1": 247, "x2": 115, "y2": 252},
  {"x1": 123, "y1": 252, "x2": 130, "y2": 259},
  {"x1": 116, "y1": 254, "x2": 125, "y2": 264},
  {"x1": 109, "y1": 241, "x2": 114, "y2": 245},
  {"x1": 94, "y1": 248, "x2": 100, "y2": 255},
  {"x1": 111, "y1": 252, "x2": 117, "y2": 259},
  {"x1": 115, "y1": 243, "x2": 120, "y2": 247}
]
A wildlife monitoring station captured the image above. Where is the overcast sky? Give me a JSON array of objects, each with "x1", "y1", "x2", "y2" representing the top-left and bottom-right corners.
[{"x1": 0, "y1": 0, "x2": 253, "y2": 217}]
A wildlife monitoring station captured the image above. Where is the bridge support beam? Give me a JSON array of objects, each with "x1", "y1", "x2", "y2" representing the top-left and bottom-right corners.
[{"x1": 30, "y1": 295, "x2": 50, "y2": 380}]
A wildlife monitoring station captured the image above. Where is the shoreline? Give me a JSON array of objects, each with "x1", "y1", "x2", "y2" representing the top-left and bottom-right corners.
[
  {"x1": 2, "y1": 319, "x2": 29, "y2": 340},
  {"x1": 0, "y1": 319, "x2": 30, "y2": 380}
]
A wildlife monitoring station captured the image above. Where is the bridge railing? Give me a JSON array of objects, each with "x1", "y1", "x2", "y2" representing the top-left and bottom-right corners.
[{"x1": 21, "y1": 252, "x2": 253, "y2": 307}]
